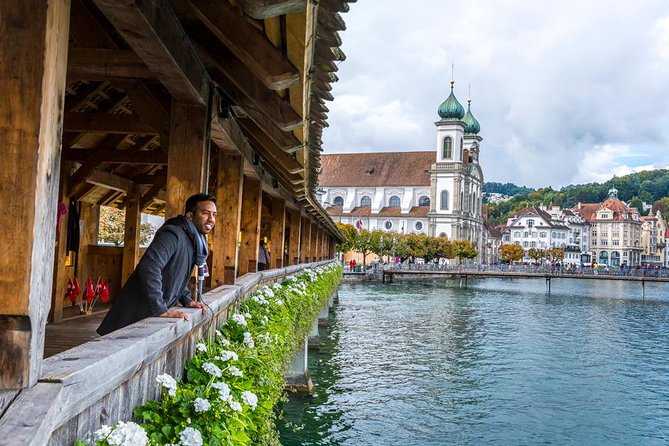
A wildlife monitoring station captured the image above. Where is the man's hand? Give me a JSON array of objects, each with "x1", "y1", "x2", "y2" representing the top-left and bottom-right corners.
[
  {"x1": 159, "y1": 308, "x2": 189, "y2": 320},
  {"x1": 185, "y1": 300, "x2": 208, "y2": 315}
]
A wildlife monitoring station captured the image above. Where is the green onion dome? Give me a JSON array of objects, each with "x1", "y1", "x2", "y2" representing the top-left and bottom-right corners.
[
  {"x1": 462, "y1": 99, "x2": 481, "y2": 135},
  {"x1": 437, "y1": 80, "x2": 465, "y2": 120}
]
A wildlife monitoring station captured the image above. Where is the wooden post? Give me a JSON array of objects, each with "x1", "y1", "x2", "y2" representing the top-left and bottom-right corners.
[
  {"x1": 238, "y1": 176, "x2": 262, "y2": 277},
  {"x1": 270, "y1": 197, "x2": 286, "y2": 269},
  {"x1": 210, "y1": 153, "x2": 243, "y2": 286},
  {"x1": 300, "y1": 217, "x2": 311, "y2": 263},
  {"x1": 0, "y1": 0, "x2": 71, "y2": 389},
  {"x1": 166, "y1": 101, "x2": 207, "y2": 218},
  {"x1": 310, "y1": 222, "x2": 318, "y2": 262},
  {"x1": 121, "y1": 189, "x2": 141, "y2": 285},
  {"x1": 50, "y1": 165, "x2": 71, "y2": 323},
  {"x1": 289, "y1": 209, "x2": 300, "y2": 265}
]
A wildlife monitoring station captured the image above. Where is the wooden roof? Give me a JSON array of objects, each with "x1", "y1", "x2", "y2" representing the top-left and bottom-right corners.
[
  {"x1": 320, "y1": 151, "x2": 434, "y2": 187},
  {"x1": 63, "y1": 0, "x2": 355, "y2": 232}
]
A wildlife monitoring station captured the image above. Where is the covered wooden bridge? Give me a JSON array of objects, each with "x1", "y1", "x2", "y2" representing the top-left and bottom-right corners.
[{"x1": 0, "y1": 0, "x2": 352, "y2": 424}]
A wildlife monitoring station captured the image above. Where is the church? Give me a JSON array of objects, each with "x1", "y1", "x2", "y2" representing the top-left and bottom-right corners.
[{"x1": 319, "y1": 80, "x2": 486, "y2": 256}]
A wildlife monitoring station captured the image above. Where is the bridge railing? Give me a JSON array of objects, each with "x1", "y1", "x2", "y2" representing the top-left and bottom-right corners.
[{"x1": 376, "y1": 263, "x2": 669, "y2": 279}]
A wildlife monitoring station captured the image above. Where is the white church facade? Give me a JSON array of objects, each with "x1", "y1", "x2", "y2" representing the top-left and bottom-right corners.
[{"x1": 319, "y1": 80, "x2": 486, "y2": 256}]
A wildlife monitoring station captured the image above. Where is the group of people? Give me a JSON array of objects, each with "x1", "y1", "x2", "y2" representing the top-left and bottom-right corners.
[{"x1": 97, "y1": 193, "x2": 276, "y2": 336}]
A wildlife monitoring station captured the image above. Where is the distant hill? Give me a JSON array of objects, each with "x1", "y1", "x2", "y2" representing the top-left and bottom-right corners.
[{"x1": 484, "y1": 169, "x2": 669, "y2": 225}]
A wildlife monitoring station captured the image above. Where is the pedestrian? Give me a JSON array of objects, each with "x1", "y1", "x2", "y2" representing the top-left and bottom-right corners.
[
  {"x1": 258, "y1": 239, "x2": 271, "y2": 271},
  {"x1": 96, "y1": 193, "x2": 214, "y2": 336}
]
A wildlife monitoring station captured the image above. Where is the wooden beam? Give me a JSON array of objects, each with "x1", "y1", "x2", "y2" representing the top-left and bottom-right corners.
[
  {"x1": 288, "y1": 209, "x2": 300, "y2": 265},
  {"x1": 64, "y1": 112, "x2": 158, "y2": 134},
  {"x1": 121, "y1": 188, "x2": 141, "y2": 284},
  {"x1": 270, "y1": 197, "x2": 286, "y2": 268},
  {"x1": 69, "y1": 0, "x2": 117, "y2": 48},
  {"x1": 63, "y1": 148, "x2": 167, "y2": 164},
  {"x1": 165, "y1": 101, "x2": 207, "y2": 217},
  {"x1": 140, "y1": 184, "x2": 163, "y2": 211},
  {"x1": 238, "y1": 176, "x2": 262, "y2": 276},
  {"x1": 86, "y1": 169, "x2": 135, "y2": 192},
  {"x1": 125, "y1": 81, "x2": 171, "y2": 145},
  {"x1": 300, "y1": 216, "x2": 311, "y2": 263},
  {"x1": 189, "y1": 0, "x2": 299, "y2": 90},
  {"x1": 236, "y1": 106, "x2": 302, "y2": 153},
  {"x1": 211, "y1": 153, "x2": 243, "y2": 285},
  {"x1": 0, "y1": 0, "x2": 70, "y2": 389},
  {"x1": 242, "y1": 0, "x2": 306, "y2": 19},
  {"x1": 237, "y1": 119, "x2": 304, "y2": 175},
  {"x1": 67, "y1": 48, "x2": 154, "y2": 81},
  {"x1": 92, "y1": 0, "x2": 209, "y2": 105}
]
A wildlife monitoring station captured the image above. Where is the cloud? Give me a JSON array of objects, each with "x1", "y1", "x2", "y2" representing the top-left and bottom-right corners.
[{"x1": 322, "y1": 0, "x2": 669, "y2": 188}]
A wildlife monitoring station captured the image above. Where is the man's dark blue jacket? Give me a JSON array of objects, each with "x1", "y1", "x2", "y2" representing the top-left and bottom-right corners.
[{"x1": 97, "y1": 216, "x2": 196, "y2": 336}]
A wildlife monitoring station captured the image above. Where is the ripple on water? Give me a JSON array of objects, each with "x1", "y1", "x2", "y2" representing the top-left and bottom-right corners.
[{"x1": 279, "y1": 279, "x2": 669, "y2": 446}]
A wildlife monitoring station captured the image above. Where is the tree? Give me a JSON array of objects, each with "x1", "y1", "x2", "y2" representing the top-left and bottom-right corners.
[
  {"x1": 403, "y1": 232, "x2": 429, "y2": 260},
  {"x1": 546, "y1": 248, "x2": 564, "y2": 263},
  {"x1": 528, "y1": 248, "x2": 545, "y2": 264},
  {"x1": 499, "y1": 243, "x2": 525, "y2": 263},
  {"x1": 353, "y1": 229, "x2": 375, "y2": 268},
  {"x1": 451, "y1": 240, "x2": 478, "y2": 263},
  {"x1": 98, "y1": 206, "x2": 155, "y2": 246},
  {"x1": 335, "y1": 223, "x2": 358, "y2": 253},
  {"x1": 428, "y1": 236, "x2": 452, "y2": 261}
]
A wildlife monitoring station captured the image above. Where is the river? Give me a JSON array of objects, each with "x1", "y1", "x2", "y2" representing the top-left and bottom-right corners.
[{"x1": 279, "y1": 278, "x2": 669, "y2": 446}]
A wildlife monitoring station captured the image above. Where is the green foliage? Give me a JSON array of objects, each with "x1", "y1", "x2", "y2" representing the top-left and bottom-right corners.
[
  {"x1": 483, "y1": 182, "x2": 535, "y2": 196},
  {"x1": 451, "y1": 240, "x2": 478, "y2": 262},
  {"x1": 546, "y1": 248, "x2": 565, "y2": 262},
  {"x1": 98, "y1": 206, "x2": 156, "y2": 246},
  {"x1": 81, "y1": 264, "x2": 342, "y2": 446},
  {"x1": 528, "y1": 248, "x2": 545, "y2": 262}
]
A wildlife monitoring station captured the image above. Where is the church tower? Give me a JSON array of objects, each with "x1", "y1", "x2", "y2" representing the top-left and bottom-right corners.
[{"x1": 428, "y1": 81, "x2": 485, "y2": 257}]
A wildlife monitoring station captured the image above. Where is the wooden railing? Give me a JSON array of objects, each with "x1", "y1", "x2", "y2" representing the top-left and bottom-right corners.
[{"x1": 0, "y1": 260, "x2": 335, "y2": 446}]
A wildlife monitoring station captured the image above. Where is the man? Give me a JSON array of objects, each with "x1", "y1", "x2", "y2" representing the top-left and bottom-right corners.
[{"x1": 97, "y1": 193, "x2": 215, "y2": 336}]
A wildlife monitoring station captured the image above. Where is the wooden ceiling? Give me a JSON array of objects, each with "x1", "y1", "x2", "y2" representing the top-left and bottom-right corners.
[{"x1": 64, "y1": 0, "x2": 354, "y2": 232}]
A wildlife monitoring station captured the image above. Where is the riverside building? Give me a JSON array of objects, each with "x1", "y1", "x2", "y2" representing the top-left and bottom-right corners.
[{"x1": 319, "y1": 80, "x2": 486, "y2": 259}]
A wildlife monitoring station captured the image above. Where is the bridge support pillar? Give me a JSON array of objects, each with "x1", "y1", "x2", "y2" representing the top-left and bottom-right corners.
[
  {"x1": 546, "y1": 277, "x2": 551, "y2": 294},
  {"x1": 317, "y1": 303, "x2": 331, "y2": 328},
  {"x1": 308, "y1": 319, "x2": 320, "y2": 351},
  {"x1": 285, "y1": 337, "x2": 313, "y2": 393}
]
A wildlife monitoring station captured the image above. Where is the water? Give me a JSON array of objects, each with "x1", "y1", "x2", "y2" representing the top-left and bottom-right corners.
[{"x1": 279, "y1": 278, "x2": 669, "y2": 446}]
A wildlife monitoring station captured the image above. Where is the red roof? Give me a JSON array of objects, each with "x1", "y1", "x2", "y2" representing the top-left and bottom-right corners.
[{"x1": 320, "y1": 151, "x2": 434, "y2": 187}]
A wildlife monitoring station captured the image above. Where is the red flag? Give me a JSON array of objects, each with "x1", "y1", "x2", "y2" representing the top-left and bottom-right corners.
[
  {"x1": 65, "y1": 278, "x2": 76, "y2": 303},
  {"x1": 83, "y1": 277, "x2": 95, "y2": 303},
  {"x1": 100, "y1": 278, "x2": 110, "y2": 303},
  {"x1": 72, "y1": 277, "x2": 81, "y2": 299}
]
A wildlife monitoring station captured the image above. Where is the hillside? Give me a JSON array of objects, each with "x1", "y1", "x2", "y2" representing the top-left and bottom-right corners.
[{"x1": 484, "y1": 169, "x2": 669, "y2": 225}]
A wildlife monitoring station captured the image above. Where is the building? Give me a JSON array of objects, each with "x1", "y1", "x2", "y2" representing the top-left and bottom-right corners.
[
  {"x1": 320, "y1": 80, "x2": 486, "y2": 257},
  {"x1": 501, "y1": 206, "x2": 571, "y2": 262},
  {"x1": 572, "y1": 188, "x2": 642, "y2": 266},
  {"x1": 640, "y1": 210, "x2": 667, "y2": 266}
]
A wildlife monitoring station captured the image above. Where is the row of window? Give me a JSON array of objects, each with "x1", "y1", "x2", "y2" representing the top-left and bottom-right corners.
[
  {"x1": 442, "y1": 136, "x2": 464, "y2": 160},
  {"x1": 355, "y1": 219, "x2": 424, "y2": 232},
  {"x1": 333, "y1": 195, "x2": 431, "y2": 208}
]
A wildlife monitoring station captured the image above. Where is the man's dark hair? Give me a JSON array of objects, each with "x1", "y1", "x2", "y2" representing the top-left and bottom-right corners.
[{"x1": 185, "y1": 193, "x2": 216, "y2": 214}]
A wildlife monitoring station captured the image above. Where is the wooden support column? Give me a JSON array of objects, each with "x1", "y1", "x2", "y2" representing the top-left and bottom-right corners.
[
  {"x1": 238, "y1": 176, "x2": 262, "y2": 277},
  {"x1": 310, "y1": 222, "x2": 318, "y2": 262},
  {"x1": 300, "y1": 217, "x2": 311, "y2": 263},
  {"x1": 270, "y1": 197, "x2": 286, "y2": 269},
  {"x1": 166, "y1": 101, "x2": 207, "y2": 218},
  {"x1": 76, "y1": 203, "x2": 100, "y2": 291},
  {"x1": 50, "y1": 166, "x2": 71, "y2": 323},
  {"x1": 289, "y1": 210, "x2": 301, "y2": 265},
  {"x1": 211, "y1": 153, "x2": 243, "y2": 285},
  {"x1": 121, "y1": 189, "x2": 141, "y2": 285},
  {"x1": 0, "y1": 0, "x2": 71, "y2": 388},
  {"x1": 313, "y1": 226, "x2": 320, "y2": 260}
]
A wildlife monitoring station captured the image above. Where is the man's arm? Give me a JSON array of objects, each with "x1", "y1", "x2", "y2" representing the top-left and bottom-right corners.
[{"x1": 134, "y1": 229, "x2": 179, "y2": 317}]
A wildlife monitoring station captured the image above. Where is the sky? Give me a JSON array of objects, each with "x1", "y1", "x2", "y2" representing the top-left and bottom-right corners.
[{"x1": 321, "y1": 0, "x2": 669, "y2": 189}]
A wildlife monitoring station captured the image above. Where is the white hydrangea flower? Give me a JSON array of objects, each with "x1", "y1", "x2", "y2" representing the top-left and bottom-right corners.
[
  {"x1": 219, "y1": 337, "x2": 231, "y2": 347},
  {"x1": 217, "y1": 350, "x2": 238, "y2": 362},
  {"x1": 202, "y1": 362, "x2": 222, "y2": 378},
  {"x1": 156, "y1": 374, "x2": 177, "y2": 397},
  {"x1": 179, "y1": 427, "x2": 203, "y2": 446},
  {"x1": 228, "y1": 366, "x2": 243, "y2": 377},
  {"x1": 229, "y1": 400, "x2": 242, "y2": 412},
  {"x1": 244, "y1": 312, "x2": 252, "y2": 319},
  {"x1": 211, "y1": 381, "x2": 232, "y2": 402},
  {"x1": 94, "y1": 425, "x2": 113, "y2": 441},
  {"x1": 196, "y1": 343, "x2": 207, "y2": 353},
  {"x1": 241, "y1": 390, "x2": 258, "y2": 411},
  {"x1": 215, "y1": 329, "x2": 223, "y2": 338},
  {"x1": 104, "y1": 421, "x2": 148, "y2": 446},
  {"x1": 193, "y1": 397, "x2": 211, "y2": 413},
  {"x1": 230, "y1": 313, "x2": 247, "y2": 326},
  {"x1": 263, "y1": 286, "x2": 275, "y2": 298},
  {"x1": 243, "y1": 332, "x2": 254, "y2": 348},
  {"x1": 272, "y1": 282, "x2": 282, "y2": 290},
  {"x1": 275, "y1": 299, "x2": 284, "y2": 306}
]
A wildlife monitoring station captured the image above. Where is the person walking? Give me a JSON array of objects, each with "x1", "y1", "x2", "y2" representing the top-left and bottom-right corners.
[{"x1": 96, "y1": 193, "x2": 214, "y2": 336}]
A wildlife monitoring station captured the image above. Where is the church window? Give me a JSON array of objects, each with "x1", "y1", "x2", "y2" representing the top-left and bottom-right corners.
[
  {"x1": 418, "y1": 196, "x2": 430, "y2": 206},
  {"x1": 333, "y1": 196, "x2": 344, "y2": 207},
  {"x1": 384, "y1": 220, "x2": 393, "y2": 230},
  {"x1": 439, "y1": 232, "x2": 447, "y2": 238},
  {"x1": 389, "y1": 195, "x2": 401, "y2": 207},
  {"x1": 415, "y1": 221, "x2": 424, "y2": 231},
  {"x1": 360, "y1": 196, "x2": 372, "y2": 207},
  {"x1": 460, "y1": 138, "x2": 464, "y2": 158},
  {"x1": 440, "y1": 190, "x2": 449, "y2": 210},
  {"x1": 442, "y1": 137, "x2": 453, "y2": 159}
]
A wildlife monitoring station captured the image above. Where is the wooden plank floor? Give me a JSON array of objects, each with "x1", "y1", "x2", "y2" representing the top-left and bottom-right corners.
[{"x1": 44, "y1": 310, "x2": 108, "y2": 358}]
